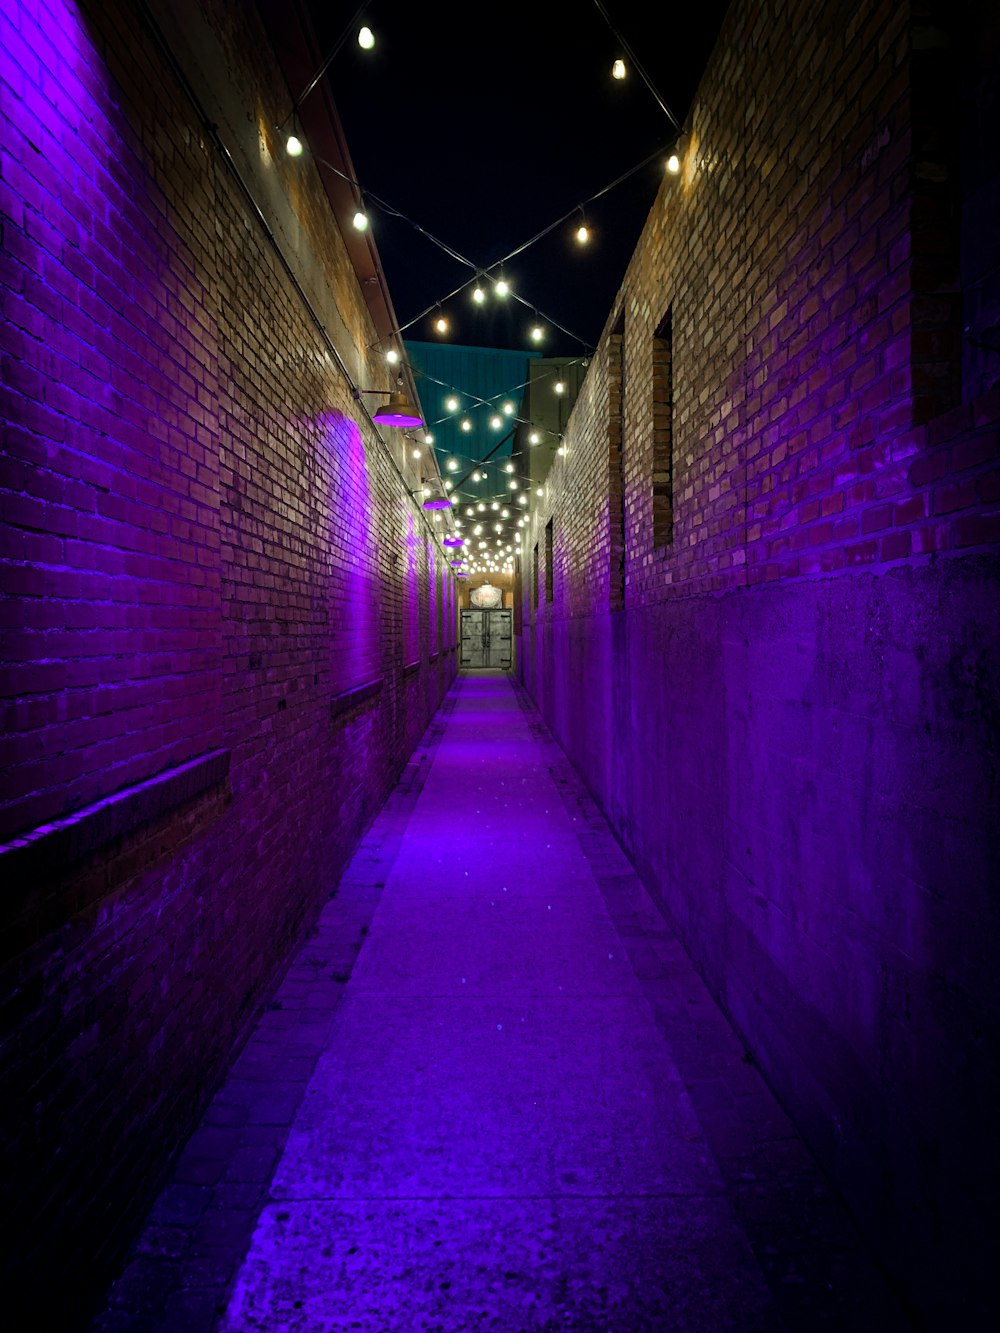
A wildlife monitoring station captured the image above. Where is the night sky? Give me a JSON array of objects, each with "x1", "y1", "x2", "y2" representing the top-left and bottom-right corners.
[{"x1": 306, "y1": 1, "x2": 732, "y2": 355}]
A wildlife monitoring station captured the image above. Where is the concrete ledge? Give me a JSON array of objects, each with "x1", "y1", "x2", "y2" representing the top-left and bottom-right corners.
[
  {"x1": 0, "y1": 749, "x2": 231, "y2": 891},
  {"x1": 329, "y1": 677, "x2": 384, "y2": 721}
]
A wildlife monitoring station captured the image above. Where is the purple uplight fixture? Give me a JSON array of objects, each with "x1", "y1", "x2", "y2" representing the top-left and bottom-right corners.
[
  {"x1": 422, "y1": 478, "x2": 452, "y2": 511},
  {"x1": 354, "y1": 386, "x2": 424, "y2": 428}
]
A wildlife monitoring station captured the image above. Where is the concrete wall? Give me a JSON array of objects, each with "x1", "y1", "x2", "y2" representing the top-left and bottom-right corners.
[
  {"x1": 0, "y1": 0, "x2": 455, "y2": 1318},
  {"x1": 519, "y1": 0, "x2": 1000, "y2": 1325}
]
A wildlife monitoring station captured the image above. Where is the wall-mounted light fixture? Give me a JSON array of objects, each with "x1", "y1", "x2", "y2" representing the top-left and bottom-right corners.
[{"x1": 354, "y1": 386, "x2": 423, "y2": 428}]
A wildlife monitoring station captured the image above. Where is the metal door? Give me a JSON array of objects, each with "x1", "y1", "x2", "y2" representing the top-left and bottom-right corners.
[{"x1": 460, "y1": 609, "x2": 512, "y2": 668}]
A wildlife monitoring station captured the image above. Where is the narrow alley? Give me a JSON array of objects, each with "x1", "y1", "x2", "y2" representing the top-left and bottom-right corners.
[{"x1": 97, "y1": 674, "x2": 908, "y2": 1331}]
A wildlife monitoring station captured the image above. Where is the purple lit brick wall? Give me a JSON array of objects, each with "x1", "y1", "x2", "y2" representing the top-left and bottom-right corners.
[
  {"x1": 0, "y1": 0, "x2": 454, "y2": 1318},
  {"x1": 520, "y1": 0, "x2": 1000, "y2": 1325}
]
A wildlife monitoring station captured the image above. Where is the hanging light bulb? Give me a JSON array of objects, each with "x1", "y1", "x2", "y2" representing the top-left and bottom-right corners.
[
  {"x1": 557, "y1": 444, "x2": 566, "y2": 455},
  {"x1": 477, "y1": 502, "x2": 486, "y2": 512},
  {"x1": 502, "y1": 402, "x2": 515, "y2": 416},
  {"x1": 495, "y1": 278, "x2": 510, "y2": 298},
  {"x1": 447, "y1": 458, "x2": 459, "y2": 471},
  {"x1": 444, "y1": 479, "x2": 453, "y2": 490},
  {"x1": 518, "y1": 492, "x2": 528, "y2": 505},
  {"x1": 501, "y1": 508, "x2": 510, "y2": 518},
  {"x1": 666, "y1": 152, "x2": 681, "y2": 175},
  {"x1": 472, "y1": 285, "x2": 485, "y2": 304},
  {"x1": 612, "y1": 58, "x2": 626, "y2": 79},
  {"x1": 536, "y1": 487, "x2": 543, "y2": 496},
  {"x1": 529, "y1": 431, "x2": 540, "y2": 445},
  {"x1": 504, "y1": 462, "x2": 515, "y2": 474},
  {"x1": 386, "y1": 348, "x2": 399, "y2": 365},
  {"x1": 509, "y1": 480, "x2": 519, "y2": 490},
  {"x1": 491, "y1": 501, "x2": 500, "y2": 511},
  {"x1": 412, "y1": 447, "x2": 421, "y2": 459},
  {"x1": 490, "y1": 415, "x2": 502, "y2": 430},
  {"x1": 435, "y1": 314, "x2": 449, "y2": 334},
  {"x1": 554, "y1": 380, "x2": 566, "y2": 395},
  {"x1": 358, "y1": 25, "x2": 375, "y2": 49},
  {"x1": 286, "y1": 134, "x2": 303, "y2": 157},
  {"x1": 424, "y1": 432, "x2": 435, "y2": 445},
  {"x1": 576, "y1": 223, "x2": 590, "y2": 245},
  {"x1": 352, "y1": 210, "x2": 369, "y2": 231},
  {"x1": 530, "y1": 324, "x2": 544, "y2": 343},
  {"x1": 460, "y1": 418, "x2": 472, "y2": 432}
]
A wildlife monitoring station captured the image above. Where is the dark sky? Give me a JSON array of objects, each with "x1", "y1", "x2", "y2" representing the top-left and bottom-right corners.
[{"x1": 307, "y1": 2, "x2": 731, "y2": 354}]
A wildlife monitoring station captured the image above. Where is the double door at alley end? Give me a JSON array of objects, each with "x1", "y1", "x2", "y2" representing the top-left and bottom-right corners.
[{"x1": 460, "y1": 609, "x2": 512, "y2": 669}]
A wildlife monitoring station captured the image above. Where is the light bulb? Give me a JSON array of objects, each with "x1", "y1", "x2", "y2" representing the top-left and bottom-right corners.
[
  {"x1": 495, "y1": 279, "x2": 510, "y2": 297},
  {"x1": 504, "y1": 462, "x2": 514, "y2": 473},
  {"x1": 445, "y1": 396, "x2": 459, "y2": 412},
  {"x1": 518, "y1": 493, "x2": 528, "y2": 504},
  {"x1": 447, "y1": 458, "x2": 459, "y2": 471},
  {"x1": 386, "y1": 348, "x2": 399, "y2": 365},
  {"x1": 495, "y1": 523, "x2": 503, "y2": 533},
  {"x1": 666, "y1": 153, "x2": 681, "y2": 175},
  {"x1": 466, "y1": 506, "x2": 475, "y2": 516},
  {"x1": 530, "y1": 325, "x2": 543, "y2": 343},
  {"x1": 576, "y1": 224, "x2": 589, "y2": 244},
  {"x1": 353, "y1": 210, "x2": 368, "y2": 231},
  {"x1": 509, "y1": 480, "x2": 518, "y2": 490},
  {"x1": 460, "y1": 419, "x2": 472, "y2": 432},
  {"x1": 286, "y1": 134, "x2": 303, "y2": 157},
  {"x1": 444, "y1": 480, "x2": 453, "y2": 490},
  {"x1": 529, "y1": 431, "x2": 540, "y2": 445},
  {"x1": 501, "y1": 508, "x2": 510, "y2": 518},
  {"x1": 502, "y1": 402, "x2": 514, "y2": 416},
  {"x1": 358, "y1": 26, "x2": 375, "y2": 49},
  {"x1": 536, "y1": 487, "x2": 543, "y2": 496},
  {"x1": 424, "y1": 432, "x2": 434, "y2": 444},
  {"x1": 612, "y1": 58, "x2": 626, "y2": 79},
  {"x1": 412, "y1": 448, "x2": 421, "y2": 459},
  {"x1": 557, "y1": 444, "x2": 566, "y2": 455},
  {"x1": 491, "y1": 501, "x2": 500, "y2": 511},
  {"x1": 472, "y1": 286, "x2": 485, "y2": 304},
  {"x1": 433, "y1": 512, "x2": 441, "y2": 523},
  {"x1": 554, "y1": 380, "x2": 566, "y2": 395},
  {"x1": 477, "y1": 502, "x2": 486, "y2": 511},
  {"x1": 435, "y1": 316, "x2": 449, "y2": 333},
  {"x1": 490, "y1": 415, "x2": 502, "y2": 430},
  {"x1": 473, "y1": 525, "x2": 482, "y2": 535}
]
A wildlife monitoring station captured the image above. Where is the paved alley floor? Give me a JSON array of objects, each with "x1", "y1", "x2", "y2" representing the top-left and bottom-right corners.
[{"x1": 95, "y1": 672, "x2": 912, "y2": 1333}]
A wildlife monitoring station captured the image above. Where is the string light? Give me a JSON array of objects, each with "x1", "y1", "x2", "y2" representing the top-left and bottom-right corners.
[
  {"x1": 435, "y1": 314, "x2": 449, "y2": 333},
  {"x1": 447, "y1": 458, "x2": 459, "y2": 471},
  {"x1": 530, "y1": 324, "x2": 544, "y2": 343},
  {"x1": 445, "y1": 396, "x2": 459, "y2": 411},
  {"x1": 666, "y1": 152, "x2": 680, "y2": 174},
  {"x1": 502, "y1": 402, "x2": 515, "y2": 416},
  {"x1": 424, "y1": 432, "x2": 435, "y2": 444},
  {"x1": 357, "y1": 26, "x2": 375, "y2": 50},
  {"x1": 472, "y1": 286, "x2": 485, "y2": 304},
  {"x1": 286, "y1": 134, "x2": 303, "y2": 157},
  {"x1": 612, "y1": 58, "x2": 626, "y2": 79},
  {"x1": 554, "y1": 380, "x2": 566, "y2": 394},
  {"x1": 504, "y1": 462, "x2": 515, "y2": 474},
  {"x1": 386, "y1": 348, "x2": 399, "y2": 365},
  {"x1": 529, "y1": 431, "x2": 541, "y2": 445},
  {"x1": 490, "y1": 415, "x2": 502, "y2": 429},
  {"x1": 575, "y1": 223, "x2": 590, "y2": 245},
  {"x1": 352, "y1": 210, "x2": 369, "y2": 231},
  {"x1": 495, "y1": 278, "x2": 510, "y2": 298},
  {"x1": 412, "y1": 447, "x2": 421, "y2": 459},
  {"x1": 460, "y1": 418, "x2": 472, "y2": 432}
]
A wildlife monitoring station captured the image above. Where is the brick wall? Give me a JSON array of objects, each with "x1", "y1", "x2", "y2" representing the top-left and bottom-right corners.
[
  {"x1": 0, "y1": 0, "x2": 455, "y2": 1321},
  {"x1": 519, "y1": 0, "x2": 1000, "y2": 1325}
]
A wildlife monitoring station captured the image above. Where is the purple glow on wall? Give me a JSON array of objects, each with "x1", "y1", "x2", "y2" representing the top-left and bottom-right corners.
[
  {"x1": 320, "y1": 411, "x2": 380, "y2": 692},
  {"x1": 0, "y1": 0, "x2": 224, "y2": 841}
]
